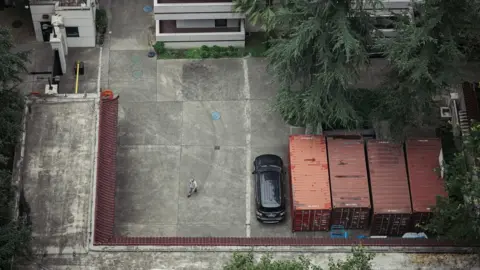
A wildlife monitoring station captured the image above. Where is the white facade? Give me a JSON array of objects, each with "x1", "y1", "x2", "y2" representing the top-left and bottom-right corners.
[
  {"x1": 156, "y1": 19, "x2": 245, "y2": 48},
  {"x1": 30, "y1": 0, "x2": 96, "y2": 48},
  {"x1": 153, "y1": 0, "x2": 248, "y2": 48}
]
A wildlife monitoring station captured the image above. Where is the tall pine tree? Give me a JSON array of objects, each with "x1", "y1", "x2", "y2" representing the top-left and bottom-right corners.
[
  {"x1": 376, "y1": 0, "x2": 480, "y2": 140},
  {"x1": 235, "y1": 0, "x2": 381, "y2": 130}
]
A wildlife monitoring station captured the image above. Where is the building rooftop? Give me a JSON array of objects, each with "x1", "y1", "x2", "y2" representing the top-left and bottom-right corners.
[{"x1": 30, "y1": 0, "x2": 88, "y2": 7}]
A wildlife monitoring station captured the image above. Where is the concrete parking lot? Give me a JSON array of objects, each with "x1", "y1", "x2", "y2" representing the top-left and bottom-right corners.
[
  {"x1": 21, "y1": 100, "x2": 97, "y2": 255},
  {"x1": 112, "y1": 57, "x2": 306, "y2": 238}
]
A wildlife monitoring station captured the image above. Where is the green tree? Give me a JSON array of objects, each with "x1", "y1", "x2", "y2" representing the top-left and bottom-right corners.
[
  {"x1": 424, "y1": 123, "x2": 480, "y2": 242},
  {"x1": 375, "y1": 0, "x2": 480, "y2": 140},
  {"x1": 233, "y1": 0, "x2": 278, "y2": 32},
  {"x1": 223, "y1": 246, "x2": 375, "y2": 270},
  {"x1": 0, "y1": 26, "x2": 29, "y2": 88},
  {"x1": 0, "y1": 27, "x2": 32, "y2": 269},
  {"x1": 236, "y1": 0, "x2": 382, "y2": 130}
]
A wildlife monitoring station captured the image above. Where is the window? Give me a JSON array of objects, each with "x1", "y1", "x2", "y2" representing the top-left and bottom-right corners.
[
  {"x1": 65, "y1": 27, "x2": 80, "y2": 37},
  {"x1": 214, "y1": 19, "x2": 227, "y2": 28}
]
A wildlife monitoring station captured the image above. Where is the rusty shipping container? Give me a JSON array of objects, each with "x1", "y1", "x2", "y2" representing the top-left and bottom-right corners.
[
  {"x1": 289, "y1": 135, "x2": 332, "y2": 232},
  {"x1": 406, "y1": 138, "x2": 447, "y2": 231},
  {"x1": 367, "y1": 140, "x2": 412, "y2": 236},
  {"x1": 327, "y1": 137, "x2": 371, "y2": 229}
]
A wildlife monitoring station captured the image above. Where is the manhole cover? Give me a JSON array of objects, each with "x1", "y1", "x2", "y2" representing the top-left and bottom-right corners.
[
  {"x1": 132, "y1": 70, "x2": 143, "y2": 78},
  {"x1": 211, "y1": 112, "x2": 221, "y2": 120},
  {"x1": 12, "y1": 20, "x2": 23, "y2": 28},
  {"x1": 143, "y1": 5, "x2": 153, "y2": 12},
  {"x1": 131, "y1": 55, "x2": 141, "y2": 64}
]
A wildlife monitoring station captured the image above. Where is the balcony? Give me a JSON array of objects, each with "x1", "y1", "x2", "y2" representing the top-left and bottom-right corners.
[
  {"x1": 156, "y1": 20, "x2": 245, "y2": 49},
  {"x1": 154, "y1": 0, "x2": 241, "y2": 16}
]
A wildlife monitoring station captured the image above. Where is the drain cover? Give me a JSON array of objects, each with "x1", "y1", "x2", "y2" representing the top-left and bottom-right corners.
[
  {"x1": 143, "y1": 5, "x2": 153, "y2": 12},
  {"x1": 132, "y1": 70, "x2": 143, "y2": 78},
  {"x1": 214, "y1": 146, "x2": 220, "y2": 150},
  {"x1": 12, "y1": 20, "x2": 23, "y2": 28},
  {"x1": 211, "y1": 112, "x2": 221, "y2": 120},
  {"x1": 131, "y1": 55, "x2": 141, "y2": 63}
]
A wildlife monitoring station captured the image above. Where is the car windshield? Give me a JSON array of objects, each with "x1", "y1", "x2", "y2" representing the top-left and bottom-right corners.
[{"x1": 259, "y1": 171, "x2": 281, "y2": 208}]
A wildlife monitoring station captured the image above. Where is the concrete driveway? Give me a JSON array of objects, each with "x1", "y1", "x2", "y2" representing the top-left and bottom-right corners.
[{"x1": 111, "y1": 57, "x2": 296, "y2": 238}]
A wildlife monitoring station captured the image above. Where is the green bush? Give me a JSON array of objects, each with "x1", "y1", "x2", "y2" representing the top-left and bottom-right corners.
[
  {"x1": 155, "y1": 44, "x2": 243, "y2": 59},
  {"x1": 185, "y1": 49, "x2": 202, "y2": 59},
  {"x1": 95, "y1": 9, "x2": 107, "y2": 34},
  {"x1": 153, "y1": 42, "x2": 166, "y2": 55},
  {"x1": 200, "y1": 49, "x2": 210, "y2": 58}
]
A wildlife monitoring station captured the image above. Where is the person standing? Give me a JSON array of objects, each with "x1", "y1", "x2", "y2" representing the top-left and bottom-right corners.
[{"x1": 187, "y1": 178, "x2": 198, "y2": 198}]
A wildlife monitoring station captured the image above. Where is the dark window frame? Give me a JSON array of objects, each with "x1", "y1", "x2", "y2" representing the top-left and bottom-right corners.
[
  {"x1": 65, "y1": 26, "x2": 80, "y2": 37},
  {"x1": 214, "y1": 19, "x2": 227, "y2": 28}
]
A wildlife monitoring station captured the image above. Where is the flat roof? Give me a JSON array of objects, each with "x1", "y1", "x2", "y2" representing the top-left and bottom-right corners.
[
  {"x1": 367, "y1": 140, "x2": 412, "y2": 214},
  {"x1": 327, "y1": 138, "x2": 370, "y2": 209},
  {"x1": 30, "y1": 0, "x2": 88, "y2": 7},
  {"x1": 289, "y1": 135, "x2": 331, "y2": 211},
  {"x1": 22, "y1": 100, "x2": 97, "y2": 254}
]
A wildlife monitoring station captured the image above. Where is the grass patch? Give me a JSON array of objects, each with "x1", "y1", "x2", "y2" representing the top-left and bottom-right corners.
[{"x1": 153, "y1": 33, "x2": 268, "y2": 59}]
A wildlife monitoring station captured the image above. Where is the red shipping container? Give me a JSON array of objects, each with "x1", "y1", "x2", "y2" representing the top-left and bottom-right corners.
[
  {"x1": 327, "y1": 137, "x2": 371, "y2": 229},
  {"x1": 406, "y1": 138, "x2": 447, "y2": 231},
  {"x1": 289, "y1": 135, "x2": 332, "y2": 232},
  {"x1": 367, "y1": 140, "x2": 412, "y2": 236}
]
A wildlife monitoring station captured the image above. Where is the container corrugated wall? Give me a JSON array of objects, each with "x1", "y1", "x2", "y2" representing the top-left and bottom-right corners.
[
  {"x1": 327, "y1": 137, "x2": 371, "y2": 229},
  {"x1": 406, "y1": 138, "x2": 447, "y2": 231},
  {"x1": 289, "y1": 135, "x2": 332, "y2": 232},
  {"x1": 367, "y1": 140, "x2": 412, "y2": 236}
]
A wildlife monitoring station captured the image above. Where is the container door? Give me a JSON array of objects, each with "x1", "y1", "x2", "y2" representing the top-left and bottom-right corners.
[
  {"x1": 293, "y1": 210, "x2": 311, "y2": 231},
  {"x1": 312, "y1": 210, "x2": 330, "y2": 231},
  {"x1": 350, "y1": 208, "x2": 370, "y2": 230}
]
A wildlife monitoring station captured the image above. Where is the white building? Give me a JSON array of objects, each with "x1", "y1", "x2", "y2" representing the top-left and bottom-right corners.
[
  {"x1": 29, "y1": 0, "x2": 96, "y2": 47},
  {"x1": 154, "y1": 0, "x2": 248, "y2": 49}
]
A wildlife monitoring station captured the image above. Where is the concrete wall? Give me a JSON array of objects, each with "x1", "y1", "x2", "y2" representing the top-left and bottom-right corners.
[
  {"x1": 56, "y1": 7, "x2": 96, "y2": 47},
  {"x1": 30, "y1": 4, "x2": 56, "y2": 42},
  {"x1": 156, "y1": 19, "x2": 245, "y2": 48},
  {"x1": 153, "y1": 2, "x2": 234, "y2": 14},
  {"x1": 154, "y1": 12, "x2": 244, "y2": 20},
  {"x1": 30, "y1": 4, "x2": 96, "y2": 47},
  {"x1": 176, "y1": 19, "x2": 239, "y2": 28}
]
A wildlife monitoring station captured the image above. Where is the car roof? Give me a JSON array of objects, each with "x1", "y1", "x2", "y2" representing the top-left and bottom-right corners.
[{"x1": 259, "y1": 171, "x2": 281, "y2": 208}]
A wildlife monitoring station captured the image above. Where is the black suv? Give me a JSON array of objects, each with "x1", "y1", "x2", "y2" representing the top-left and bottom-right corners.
[{"x1": 252, "y1": 154, "x2": 286, "y2": 223}]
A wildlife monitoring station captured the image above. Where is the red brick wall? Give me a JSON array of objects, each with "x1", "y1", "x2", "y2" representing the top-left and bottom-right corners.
[{"x1": 94, "y1": 97, "x2": 119, "y2": 244}]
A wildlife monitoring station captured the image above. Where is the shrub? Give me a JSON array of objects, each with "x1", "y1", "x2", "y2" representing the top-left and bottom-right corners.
[
  {"x1": 200, "y1": 49, "x2": 210, "y2": 58},
  {"x1": 95, "y1": 9, "x2": 107, "y2": 34},
  {"x1": 185, "y1": 49, "x2": 202, "y2": 59},
  {"x1": 153, "y1": 42, "x2": 166, "y2": 55}
]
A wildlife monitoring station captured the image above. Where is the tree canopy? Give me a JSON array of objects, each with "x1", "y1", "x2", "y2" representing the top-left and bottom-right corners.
[
  {"x1": 374, "y1": 0, "x2": 480, "y2": 140},
  {"x1": 234, "y1": 0, "x2": 480, "y2": 139},
  {"x1": 0, "y1": 26, "x2": 31, "y2": 269},
  {"x1": 237, "y1": 0, "x2": 382, "y2": 131},
  {"x1": 423, "y1": 123, "x2": 480, "y2": 242},
  {"x1": 0, "y1": 27, "x2": 29, "y2": 89}
]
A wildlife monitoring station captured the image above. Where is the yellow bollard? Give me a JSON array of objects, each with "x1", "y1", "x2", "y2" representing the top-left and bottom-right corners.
[{"x1": 75, "y1": 61, "x2": 80, "y2": 94}]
